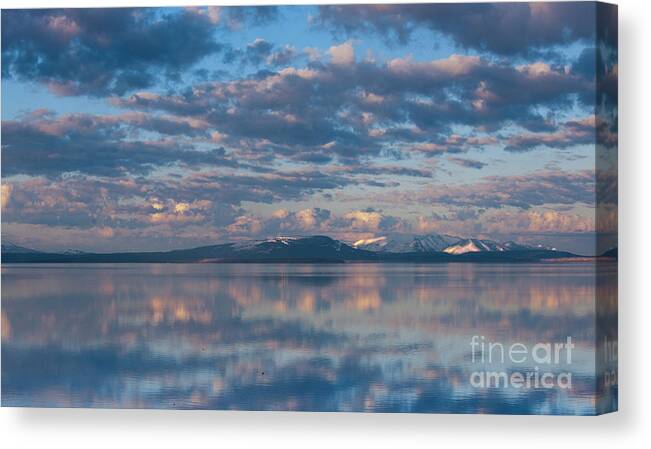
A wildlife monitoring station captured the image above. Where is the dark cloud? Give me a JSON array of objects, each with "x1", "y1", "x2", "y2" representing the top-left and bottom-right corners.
[
  {"x1": 223, "y1": 38, "x2": 273, "y2": 66},
  {"x1": 3, "y1": 51, "x2": 592, "y2": 179},
  {"x1": 504, "y1": 117, "x2": 596, "y2": 153},
  {"x1": 1, "y1": 112, "x2": 240, "y2": 177},
  {"x1": 1, "y1": 7, "x2": 278, "y2": 96},
  {"x1": 337, "y1": 164, "x2": 433, "y2": 178},
  {"x1": 222, "y1": 39, "x2": 299, "y2": 69},
  {"x1": 177, "y1": 170, "x2": 378, "y2": 206},
  {"x1": 224, "y1": 5, "x2": 279, "y2": 28},
  {"x1": 267, "y1": 46, "x2": 298, "y2": 67},
  {"x1": 111, "y1": 54, "x2": 591, "y2": 165},
  {"x1": 317, "y1": 3, "x2": 596, "y2": 56},
  {"x1": 447, "y1": 157, "x2": 487, "y2": 170}
]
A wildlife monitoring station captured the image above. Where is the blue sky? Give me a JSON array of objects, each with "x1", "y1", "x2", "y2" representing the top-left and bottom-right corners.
[{"x1": 1, "y1": 4, "x2": 618, "y2": 254}]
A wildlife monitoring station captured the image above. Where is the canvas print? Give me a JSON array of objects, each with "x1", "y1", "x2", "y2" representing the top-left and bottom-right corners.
[{"x1": 1, "y1": 2, "x2": 618, "y2": 415}]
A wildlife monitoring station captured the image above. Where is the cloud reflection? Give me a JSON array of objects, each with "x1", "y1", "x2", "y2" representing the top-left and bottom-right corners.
[{"x1": 2, "y1": 262, "x2": 616, "y2": 413}]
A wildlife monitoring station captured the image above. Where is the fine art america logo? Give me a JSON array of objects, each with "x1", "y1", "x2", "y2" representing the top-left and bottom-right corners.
[{"x1": 469, "y1": 335, "x2": 574, "y2": 389}]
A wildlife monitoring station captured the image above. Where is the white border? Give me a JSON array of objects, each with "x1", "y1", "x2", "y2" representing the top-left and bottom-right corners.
[{"x1": 2, "y1": 1, "x2": 650, "y2": 447}]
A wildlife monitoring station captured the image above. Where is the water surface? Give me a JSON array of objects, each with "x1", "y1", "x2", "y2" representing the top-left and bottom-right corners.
[{"x1": 1, "y1": 262, "x2": 616, "y2": 414}]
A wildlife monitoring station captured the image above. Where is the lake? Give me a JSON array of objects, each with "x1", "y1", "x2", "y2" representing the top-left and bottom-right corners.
[{"x1": 1, "y1": 262, "x2": 617, "y2": 414}]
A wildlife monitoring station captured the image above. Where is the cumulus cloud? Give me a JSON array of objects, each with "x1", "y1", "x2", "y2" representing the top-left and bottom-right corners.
[
  {"x1": 329, "y1": 41, "x2": 355, "y2": 65},
  {"x1": 210, "y1": 207, "x2": 403, "y2": 241},
  {"x1": 1, "y1": 170, "x2": 600, "y2": 251},
  {"x1": 343, "y1": 210, "x2": 383, "y2": 230},
  {"x1": 1, "y1": 183, "x2": 12, "y2": 209},
  {"x1": 0, "y1": 164, "x2": 394, "y2": 236},
  {"x1": 483, "y1": 210, "x2": 594, "y2": 234}
]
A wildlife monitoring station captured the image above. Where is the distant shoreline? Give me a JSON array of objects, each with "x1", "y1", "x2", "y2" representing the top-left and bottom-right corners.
[
  {"x1": 1, "y1": 253, "x2": 614, "y2": 264},
  {"x1": 1, "y1": 235, "x2": 616, "y2": 264}
]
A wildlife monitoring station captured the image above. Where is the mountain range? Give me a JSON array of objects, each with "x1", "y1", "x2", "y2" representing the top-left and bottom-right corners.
[
  {"x1": 0, "y1": 233, "x2": 601, "y2": 264},
  {"x1": 352, "y1": 234, "x2": 550, "y2": 254}
]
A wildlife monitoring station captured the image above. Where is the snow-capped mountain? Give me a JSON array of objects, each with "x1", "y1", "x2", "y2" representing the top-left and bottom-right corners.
[
  {"x1": 178, "y1": 235, "x2": 366, "y2": 261},
  {"x1": 1, "y1": 235, "x2": 572, "y2": 263},
  {"x1": 442, "y1": 238, "x2": 506, "y2": 255},
  {"x1": 353, "y1": 233, "x2": 462, "y2": 253},
  {"x1": 352, "y1": 234, "x2": 546, "y2": 255},
  {"x1": 231, "y1": 236, "x2": 303, "y2": 251}
]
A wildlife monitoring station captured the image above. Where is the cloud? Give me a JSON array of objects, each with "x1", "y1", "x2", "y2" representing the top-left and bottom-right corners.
[
  {"x1": 504, "y1": 117, "x2": 597, "y2": 152},
  {"x1": 333, "y1": 164, "x2": 433, "y2": 178},
  {"x1": 1, "y1": 7, "x2": 281, "y2": 96},
  {"x1": 224, "y1": 38, "x2": 272, "y2": 66},
  {"x1": 0, "y1": 111, "x2": 262, "y2": 177},
  {"x1": 489, "y1": 210, "x2": 593, "y2": 233},
  {"x1": 148, "y1": 199, "x2": 213, "y2": 225},
  {"x1": 343, "y1": 210, "x2": 383, "y2": 230},
  {"x1": 447, "y1": 157, "x2": 487, "y2": 170},
  {"x1": 226, "y1": 215, "x2": 264, "y2": 235},
  {"x1": 208, "y1": 207, "x2": 404, "y2": 241},
  {"x1": 1, "y1": 8, "x2": 229, "y2": 96},
  {"x1": 2, "y1": 170, "x2": 598, "y2": 252},
  {"x1": 0, "y1": 165, "x2": 378, "y2": 234},
  {"x1": 1, "y1": 6, "x2": 607, "y2": 253},
  {"x1": 316, "y1": 3, "x2": 597, "y2": 56},
  {"x1": 266, "y1": 45, "x2": 298, "y2": 67},
  {"x1": 1, "y1": 183, "x2": 12, "y2": 209},
  {"x1": 329, "y1": 41, "x2": 355, "y2": 65},
  {"x1": 222, "y1": 38, "x2": 300, "y2": 68},
  {"x1": 223, "y1": 5, "x2": 278, "y2": 29},
  {"x1": 109, "y1": 54, "x2": 591, "y2": 166},
  {"x1": 379, "y1": 171, "x2": 595, "y2": 210}
]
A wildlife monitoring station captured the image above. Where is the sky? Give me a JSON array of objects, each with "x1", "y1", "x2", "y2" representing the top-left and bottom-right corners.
[{"x1": 0, "y1": 3, "x2": 618, "y2": 254}]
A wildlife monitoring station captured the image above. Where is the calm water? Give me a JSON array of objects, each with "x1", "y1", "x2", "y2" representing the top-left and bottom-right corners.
[{"x1": 1, "y1": 262, "x2": 617, "y2": 414}]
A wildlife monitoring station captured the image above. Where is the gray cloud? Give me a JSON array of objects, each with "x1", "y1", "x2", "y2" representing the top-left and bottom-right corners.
[
  {"x1": 504, "y1": 117, "x2": 596, "y2": 153},
  {"x1": 316, "y1": 3, "x2": 596, "y2": 56},
  {"x1": 1, "y1": 7, "x2": 278, "y2": 96},
  {"x1": 447, "y1": 157, "x2": 487, "y2": 170},
  {"x1": 1, "y1": 112, "x2": 240, "y2": 177},
  {"x1": 381, "y1": 171, "x2": 595, "y2": 210},
  {"x1": 222, "y1": 38, "x2": 299, "y2": 68},
  {"x1": 111, "y1": 54, "x2": 591, "y2": 166}
]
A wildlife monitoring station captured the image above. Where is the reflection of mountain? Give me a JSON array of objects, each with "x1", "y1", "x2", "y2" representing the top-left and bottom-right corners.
[{"x1": 2, "y1": 235, "x2": 579, "y2": 263}]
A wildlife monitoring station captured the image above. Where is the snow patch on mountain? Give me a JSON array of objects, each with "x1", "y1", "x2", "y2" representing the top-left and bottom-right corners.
[
  {"x1": 353, "y1": 233, "x2": 462, "y2": 253},
  {"x1": 442, "y1": 238, "x2": 505, "y2": 255},
  {"x1": 353, "y1": 234, "x2": 550, "y2": 255}
]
